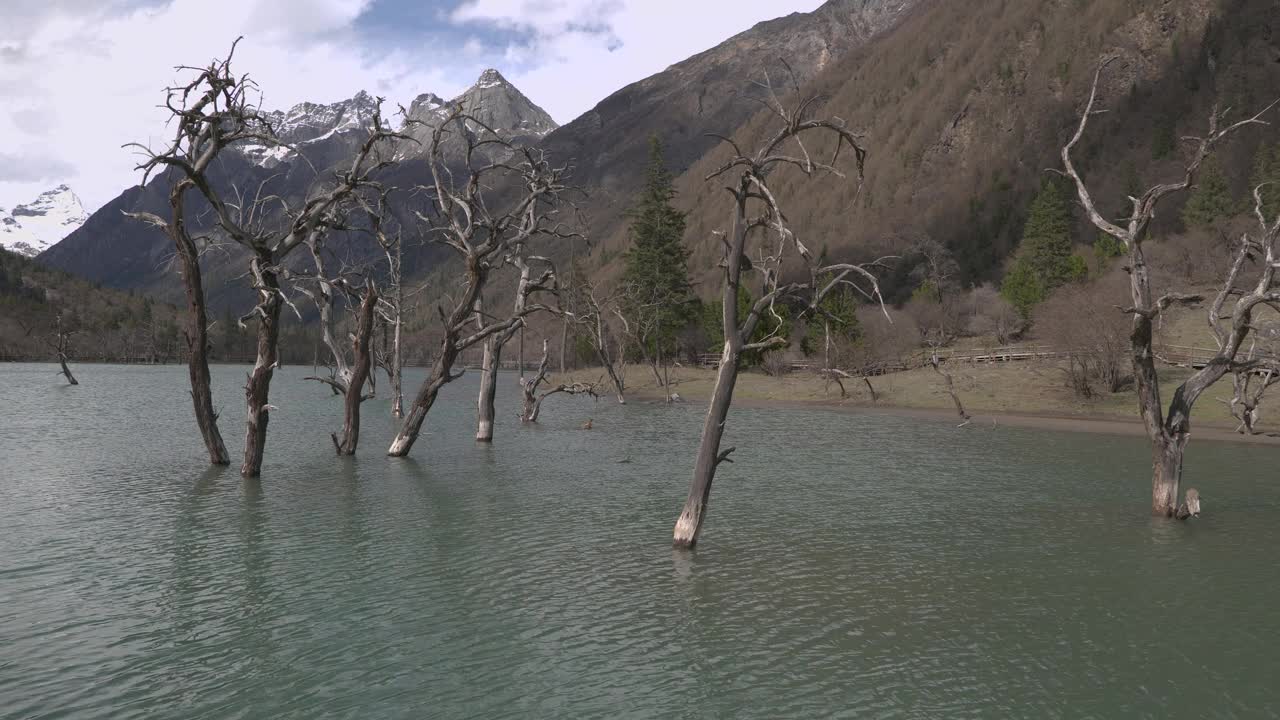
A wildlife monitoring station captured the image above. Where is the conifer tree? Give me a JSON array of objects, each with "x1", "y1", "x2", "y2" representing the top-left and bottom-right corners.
[
  {"x1": 1017, "y1": 180, "x2": 1074, "y2": 288},
  {"x1": 1251, "y1": 141, "x2": 1280, "y2": 219},
  {"x1": 621, "y1": 136, "x2": 693, "y2": 363},
  {"x1": 1182, "y1": 155, "x2": 1236, "y2": 228}
]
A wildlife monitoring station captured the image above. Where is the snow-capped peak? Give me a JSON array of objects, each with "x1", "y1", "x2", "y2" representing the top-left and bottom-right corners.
[
  {"x1": 474, "y1": 68, "x2": 509, "y2": 90},
  {"x1": 237, "y1": 90, "x2": 381, "y2": 168},
  {"x1": 0, "y1": 185, "x2": 88, "y2": 258}
]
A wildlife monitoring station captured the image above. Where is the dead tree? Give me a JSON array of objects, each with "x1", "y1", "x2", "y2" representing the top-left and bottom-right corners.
[
  {"x1": 930, "y1": 350, "x2": 971, "y2": 426},
  {"x1": 290, "y1": 230, "x2": 383, "y2": 454},
  {"x1": 49, "y1": 313, "x2": 79, "y2": 385},
  {"x1": 672, "y1": 81, "x2": 889, "y2": 548},
  {"x1": 474, "y1": 254, "x2": 557, "y2": 442},
  {"x1": 332, "y1": 279, "x2": 379, "y2": 454},
  {"x1": 1060, "y1": 62, "x2": 1278, "y2": 515},
  {"x1": 387, "y1": 110, "x2": 572, "y2": 457},
  {"x1": 615, "y1": 282, "x2": 680, "y2": 401},
  {"x1": 130, "y1": 40, "x2": 404, "y2": 476},
  {"x1": 1225, "y1": 337, "x2": 1280, "y2": 434},
  {"x1": 366, "y1": 191, "x2": 406, "y2": 418},
  {"x1": 519, "y1": 338, "x2": 600, "y2": 422},
  {"x1": 124, "y1": 44, "x2": 269, "y2": 465},
  {"x1": 563, "y1": 277, "x2": 628, "y2": 403}
]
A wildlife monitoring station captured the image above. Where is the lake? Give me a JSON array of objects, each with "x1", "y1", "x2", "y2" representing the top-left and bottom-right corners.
[{"x1": 2, "y1": 362, "x2": 1279, "y2": 719}]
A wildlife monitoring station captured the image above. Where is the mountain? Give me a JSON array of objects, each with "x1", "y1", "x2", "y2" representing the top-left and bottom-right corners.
[
  {"x1": 663, "y1": 0, "x2": 1280, "y2": 299},
  {"x1": 237, "y1": 90, "x2": 382, "y2": 169},
  {"x1": 537, "y1": 0, "x2": 921, "y2": 245},
  {"x1": 38, "y1": 70, "x2": 558, "y2": 300},
  {"x1": 0, "y1": 185, "x2": 88, "y2": 258},
  {"x1": 394, "y1": 68, "x2": 558, "y2": 164}
]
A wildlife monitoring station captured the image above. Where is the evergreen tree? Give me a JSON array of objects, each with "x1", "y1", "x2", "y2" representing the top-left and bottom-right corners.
[
  {"x1": 1000, "y1": 260, "x2": 1045, "y2": 319},
  {"x1": 1251, "y1": 141, "x2": 1280, "y2": 219},
  {"x1": 1093, "y1": 232, "x2": 1125, "y2": 270},
  {"x1": 621, "y1": 135, "x2": 693, "y2": 358},
  {"x1": 1182, "y1": 155, "x2": 1235, "y2": 228},
  {"x1": 1016, "y1": 180, "x2": 1074, "y2": 290}
]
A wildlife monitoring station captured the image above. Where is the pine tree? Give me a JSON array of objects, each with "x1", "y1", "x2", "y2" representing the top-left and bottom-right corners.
[
  {"x1": 1017, "y1": 180, "x2": 1074, "y2": 289},
  {"x1": 1251, "y1": 141, "x2": 1280, "y2": 219},
  {"x1": 622, "y1": 135, "x2": 693, "y2": 358},
  {"x1": 1182, "y1": 155, "x2": 1235, "y2": 228},
  {"x1": 1000, "y1": 259, "x2": 1046, "y2": 319},
  {"x1": 803, "y1": 265, "x2": 860, "y2": 362}
]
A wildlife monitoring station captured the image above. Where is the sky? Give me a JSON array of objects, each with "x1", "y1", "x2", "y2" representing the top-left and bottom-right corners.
[{"x1": 0, "y1": 0, "x2": 825, "y2": 214}]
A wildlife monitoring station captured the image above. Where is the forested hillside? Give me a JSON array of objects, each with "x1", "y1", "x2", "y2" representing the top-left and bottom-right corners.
[{"x1": 665, "y1": 0, "x2": 1280, "y2": 299}]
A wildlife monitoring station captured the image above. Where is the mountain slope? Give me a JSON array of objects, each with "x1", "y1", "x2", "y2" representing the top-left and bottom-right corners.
[
  {"x1": 537, "y1": 0, "x2": 920, "y2": 243},
  {"x1": 0, "y1": 185, "x2": 88, "y2": 258},
  {"x1": 669, "y1": 0, "x2": 1280, "y2": 298}
]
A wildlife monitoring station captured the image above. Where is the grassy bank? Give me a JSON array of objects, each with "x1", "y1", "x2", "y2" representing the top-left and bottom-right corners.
[{"x1": 556, "y1": 358, "x2": 1280, "y2": 444}]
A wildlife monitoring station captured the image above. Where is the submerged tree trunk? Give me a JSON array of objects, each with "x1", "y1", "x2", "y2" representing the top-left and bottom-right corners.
[
  {"x1": 334, "y1": 284, "x2": 377, "y2": 455},
  {"x1": 172, "y1": 187, "x2": 229, "y2": 465},
  {"x1": 1151, "y1": 435, "x2": 1186, "y2": 517},
  {"x1": 476, "y1": 336, "x2": 500, "y2": 442},
  {"x1": 242, "y1": 255, "x2": 283, "y2": 477},
  {"x1": 390, "y1": 283, "x2": 404, "y2": 418},
  {"x1": 57, "y1": 350, "x2": 78, "y2": 386},
  {"x1": 674, "y1": 346, "x2": 740, "y2": 548},
  {"x1": 388, "y1": 342, "x2": 460, "y2": 457}
]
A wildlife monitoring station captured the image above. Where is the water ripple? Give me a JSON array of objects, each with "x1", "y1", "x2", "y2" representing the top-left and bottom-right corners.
[{"x1": 2, "y1": 364, "x2": 1280, "y2": 718}]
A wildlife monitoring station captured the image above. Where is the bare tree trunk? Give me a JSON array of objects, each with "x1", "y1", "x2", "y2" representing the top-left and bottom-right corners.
[
  {"x1": 1151, "y1": 434, "x2": 1186, "y2": 517},
  {"x1": 521, "y1": 339, "x2": 551, "y2": 422},
  {"x1": 391, "y1": 279, "x2": 404, "y2": 418},
  {"x1": 824, "y1": 320, "x2": 832, "y2": 370},
  {"x1": 931, "y1": 351, "x2": 971, "y2": 426},
  {"x1": 559, "y1": 315, "x2": 568, "y2": 373},
  {"x1": 476, "y1": 336, "x2": 499, "y2": 442},
  {"x1": 674, "y1": 345, "x2": 739, "y2": 548},
  {"x1": 50, "y1": 314, "x2": 79, "y2": 386},
  {"x1": 389, "y1": 343, "x2": 459, "y2": 457},
  {"x1": 334, "y1": 284, "x2": 377, "y2": 455},
  {"x1": 171, "y1": 184, "x2": 229, "y2": 465},
  {"x1": 57, "y1": 351, "x2": 78, "y2": 385},
  {"x1": 241, "y1": 255, "x2": 282, "y2": 478}
]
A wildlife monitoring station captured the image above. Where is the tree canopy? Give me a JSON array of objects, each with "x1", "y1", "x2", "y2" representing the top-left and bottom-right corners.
[{"x1": 621, "y1": 136, "x2": 694, "y2": 356}]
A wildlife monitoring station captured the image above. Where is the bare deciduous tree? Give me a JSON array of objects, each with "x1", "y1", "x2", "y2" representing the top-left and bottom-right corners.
[
  {"x1": 49, "y1": 313, "x2": 79, "y2": 386},
  {"x1": 518, "y1": 338, "x2": 600, "y2": 422},
  {"x1": 290, "y1": 228, "x2": 382, "y2": 454},
  {"x1": 562, "y1": 276, "x2": 628, "y2": 404},
  {"x1": 672, "y1": 80, "x2": 890, "y2": 548},
  {"x1": 387, "y1": 109, "x2": 572, "y2": 457},
  {"x1": 1060, "y1": 62, "x2": 1279, "y2": 516},
  {"x1": 130, "y1": 39, "x2": 405, "y2": 476},
  {"x1": 929, "y1": 350, "x2": 971, "y2": 426},
  {"x1": 1224, "y1": 335, "x2": 1280, "y2": 434},
  {"x1": 474, "y1": 254, "x2": 556, "y2": 442},
  {"x1": 333, "y1": 279, "x2": 379, "y2": 454},
  {"x1": 366, "y1": 192, "x2": 407, "y2": 418}
]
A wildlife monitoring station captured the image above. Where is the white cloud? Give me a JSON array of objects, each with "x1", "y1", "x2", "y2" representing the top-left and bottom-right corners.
[
  {"x1": 449, "y1": 0, "x2": 825, "y2": 125},
  {"x1": 0, "y1": 0, "x2": 823, "y2": 214},
  {"x1": 0, "y1": 0, "x2": 460, "y2": 212}
]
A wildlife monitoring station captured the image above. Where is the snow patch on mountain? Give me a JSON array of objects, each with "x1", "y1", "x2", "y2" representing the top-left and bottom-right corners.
[
  {"x1": 0, "y1": 185, "x2": 88, "y2": 258},
  {"x1": 237, "y1": 90, "x2": 381, "y2": 168},
  {"x1": 234, "y1": 71, "x2": 558, "y2": 169}
]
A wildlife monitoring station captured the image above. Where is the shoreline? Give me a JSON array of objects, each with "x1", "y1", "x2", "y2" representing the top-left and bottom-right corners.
[{"x1": 598, "y1": 370, "x2": 1280, "y2": 447}]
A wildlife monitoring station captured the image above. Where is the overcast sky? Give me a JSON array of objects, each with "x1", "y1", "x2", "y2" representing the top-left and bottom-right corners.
[{"x1": 0, "y1": 0, "x2": 824, "y2": 213}]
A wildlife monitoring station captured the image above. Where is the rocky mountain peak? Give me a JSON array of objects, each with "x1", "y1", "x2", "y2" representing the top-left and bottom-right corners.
[
  {"x1": 1, "y1": 185, "x2": 88, "y2": 258},
  {"x1": 238, "y1": 89, "x2": 381, "y2": 168},
  {"x1": 473, "y1": 68, "x2": 509, "y2": 90},
  {"x1": 452, "y1": 68, "x2": 557, "y2": 139}
]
